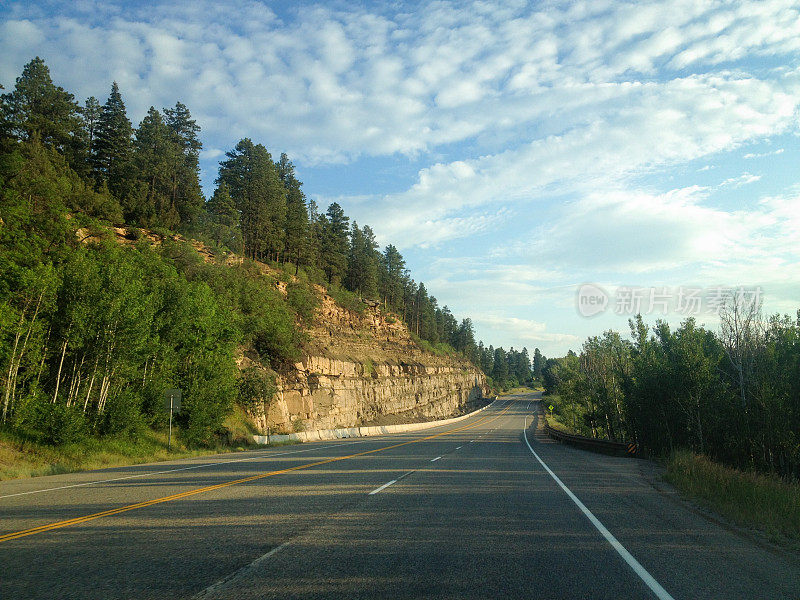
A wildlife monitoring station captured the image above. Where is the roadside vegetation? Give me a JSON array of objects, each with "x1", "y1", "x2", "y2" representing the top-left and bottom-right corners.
[
  {"x1": 541, "y1": 309, "x2": 799, "y2": 541},
  {"x1": 0, "y1": 58, "x2": 530, "y2": 476},
  {"x1": 0, "y1": 431, "x2": 254, "y2": 482},
  {"x1": 666, "y1": 450, "x2": 800, "y2": 543},
  {"x1": 541, "y1": 313, "x2": 799, "y2": 480}
]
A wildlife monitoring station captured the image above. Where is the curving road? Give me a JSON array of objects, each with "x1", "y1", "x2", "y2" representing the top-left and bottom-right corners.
[{"x1": 1, "y1": 392, "x2": 798, "y2": 599}]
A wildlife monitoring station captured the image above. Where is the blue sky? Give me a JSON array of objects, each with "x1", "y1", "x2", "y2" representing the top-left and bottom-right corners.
[{"x1": 2, "y1": 0, "x2": 799, "y2": 357}]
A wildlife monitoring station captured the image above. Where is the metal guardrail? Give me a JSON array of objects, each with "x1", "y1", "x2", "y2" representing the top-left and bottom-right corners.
[{"x1": 543, "y1": 418, "x2": 640, "y2": 457}]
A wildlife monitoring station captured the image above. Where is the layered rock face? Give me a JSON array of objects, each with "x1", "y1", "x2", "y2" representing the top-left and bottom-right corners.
[
  {"x1": 248, "y1": 290, "x2": 487, "y2": 433},
  {"x1": 253, "y1": 356, "x2": 485, "y2": 432}
]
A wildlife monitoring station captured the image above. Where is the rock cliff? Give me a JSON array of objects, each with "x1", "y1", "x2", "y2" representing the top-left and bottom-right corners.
[{"x1": 246, "y1": 289, "x2": 487, "y2": 433}]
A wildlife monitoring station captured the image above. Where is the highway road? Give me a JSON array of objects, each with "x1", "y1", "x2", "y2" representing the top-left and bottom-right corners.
[{"x1": 1, "y1": 392, "x2": 798, "y2": 599}]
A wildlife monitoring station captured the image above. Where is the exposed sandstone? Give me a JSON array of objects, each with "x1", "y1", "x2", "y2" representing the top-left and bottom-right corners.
[{"x1": 249, "y1": 290, "x2": 487, "y2": 433}]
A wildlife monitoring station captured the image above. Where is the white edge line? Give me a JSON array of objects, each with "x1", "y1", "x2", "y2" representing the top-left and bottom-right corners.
[
  {"x1": 523, "y1": 415, "x2": 675, "y2": 600},
  {"x1": 0, "y1": 441, "x2": 364, "y2": 500},
  {"x1": 369, "y1": 479, "x2": 398, "y2": 495}
]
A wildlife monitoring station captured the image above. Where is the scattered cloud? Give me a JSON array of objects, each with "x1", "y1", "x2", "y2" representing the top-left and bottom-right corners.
[
  {"x1": 744, "y1": 148, "x2": 785, "y2": 159},
  {"x1": 719, "y1": 172, "x2": 762, "y2": 188},
  {"x1": 1, "y1": 0, "x2": 799, "y2": 353},
  {"x1": 3, "y1": 0, "x2": 800, "y2": 167},
  {"x1": 472, "y1": 315, "x2": 581, "y2": 346}
]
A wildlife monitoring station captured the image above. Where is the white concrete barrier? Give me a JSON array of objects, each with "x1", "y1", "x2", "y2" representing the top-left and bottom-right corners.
[{"x1": 253, "y1": 399, "x2": 496, "y2": 445}]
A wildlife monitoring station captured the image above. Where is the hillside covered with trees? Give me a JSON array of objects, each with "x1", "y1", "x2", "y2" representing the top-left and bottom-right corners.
[{"x1": 0, "y1": 58, "x2": 536, "y2": 450}]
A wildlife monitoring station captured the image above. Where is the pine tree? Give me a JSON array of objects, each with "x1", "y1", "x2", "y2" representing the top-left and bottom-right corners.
[
  {"x1": 132, "y1": 106, "x2": 182, "y2": 227},
  {"x1": 345, "y1": 223, "x2": 379, "y2": 299},
  {"x1": 379, "y1": 244, "x2": 407, "y2": 311},
  {"x1": 206, "y1": 183, "x2": 241, "y2": 251},
  {"x1": 456, "y1": 318, "x2": 477, "y2": 361},
  {"x1": 82, "y1": 97, "x2": 101, "y2": 152},
  {"x1": 164, "y1": 102, "x2": 204, "y2": 226},
  {"x1": 217, "y1": 139, "x2": 286, "y2": 260},
  {"x1": 414, "y1": 283, "x2": 432, "y2": 338},
  {"x1": 518, "y1": 347, "x2": 532, "y2": 383},
  {"x1": 81, "y1": 96, "x2": 103, "y2": 172},
  {"x1": 320, "y1": 202, "x2": 349, "y2": 284},
  {"x1": 278, "y1": 153, "x2": 308, "y2": 272},
  {"x1": 533, "y1": 348, "x2": 544, "y2": 380},
  {"x1": 92, "y1": 82, "x2": 134, "y2": 205},
  {"x1": 440, "y1": 305, "x2": 458, "y2": 347},
  {"x1": 492, "y1": 346, "x2": 508, "y2": 383},
  {"x1": 0, "y1": 57, "x2": 84, "y2": 166},
  {"x1": 305, "y1": 199, "x2": 324, "y2": 275}
]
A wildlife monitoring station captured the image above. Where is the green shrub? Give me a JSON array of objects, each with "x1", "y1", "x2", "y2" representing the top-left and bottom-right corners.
[
  {"x1": 37, "y1": 403, "x2": 87, "y2": 446},
  {"x1": 329, "y1": 285, "x2": 365, "y2": 314},
  {"x1": 237, "y1": 366, "x2": 277, "y2": 409},
  {"x1": 286, "y1": 280, "x2": 319, "y2": 324},
  {"x1": 99, "y1": 389, "x2": 146, "y2": 439}
]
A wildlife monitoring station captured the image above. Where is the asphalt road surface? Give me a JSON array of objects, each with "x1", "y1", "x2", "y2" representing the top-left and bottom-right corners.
[{"x1": 1, "y1": 392, "x2": 798, "y2": 599}]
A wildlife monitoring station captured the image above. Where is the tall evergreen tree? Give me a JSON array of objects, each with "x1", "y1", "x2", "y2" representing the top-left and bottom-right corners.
[
  {"x1": 132, "y1": 106, "x2": 182, "y2": 227},
  {"x1": 379, "y1": 244, "x2": 407, "y2": 311},
  {"x1": 217, "y1": 139, "x2": 286, "y2": 260},
  {"x1": 164, "y1": 102, "x2": 204, "y2": 226},
  {"x1": 82, "y1": 97, "x2": 101, "y2": 151},
  {"x1": 492, "y1": 346, "x2": 508, "y2": 382},
  {"x1": 480, "y1": 342, "x2": 494, "y2": 374},
  {"x1": 345, "y1": 222, "x2": 379, "y2": 300},
  {"x1": 206, "y1": 182, "x2": 241, "y2": 251},
  {"x1": 278, "y1": 153, "x2": 308, "y2": 272},
  {"x1": 454, "y1": 318, "x2": 478, "y2": 362},
  {"x1": 320, "y1": 202, "x2": 349, "y2": 284},
  {"x1": 0, "y1": 57, "x2": 84, "y2": 165},
  {"x1": 305, "y1": 199, "x2": 324, "y2": 275},
  {"x1": 413, "y1": 282, "x2": 435, "y2": 338},
  {"x1": 517, "y1": 347, "x2": 532, "y2": 383},
  {"x1": 164, "y1": 102, "x2": 201, "y2": 163},
  {"x1": 92, "y1": 82, "x2": 134, "y2": 205},
  {"x1": 440, "y1": 306, "x2": 458, "y2": 346},
  {"x1": 533, "y1": 347, "x2": 544, "y2": 379}
]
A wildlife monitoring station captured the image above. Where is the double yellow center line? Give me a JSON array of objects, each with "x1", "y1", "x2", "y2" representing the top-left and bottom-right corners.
[{"x1": 0, "y1": 400, "x2": 515, "y2": 543}]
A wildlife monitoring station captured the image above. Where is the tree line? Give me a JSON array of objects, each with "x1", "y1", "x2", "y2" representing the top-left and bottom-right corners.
[
  {"x1": 542, "y1": 306, "x2": 800, "y2": 480},
  {"x1": 0, "y1": 57, "x2": 535, "y2": 446}
]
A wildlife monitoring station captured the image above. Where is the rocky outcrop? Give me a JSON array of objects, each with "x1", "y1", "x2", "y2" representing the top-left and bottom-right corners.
[
  {"x1": 253, "y1": 354, "x2": 485, "y2": 433},
  {"x1": 247, "y1": 289, "x2": 487, "y2": 433}
]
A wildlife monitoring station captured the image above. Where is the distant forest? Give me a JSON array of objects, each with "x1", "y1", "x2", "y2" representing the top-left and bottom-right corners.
[{"x1": 0, "y1": 58, "x2": 535, "y2": 446}]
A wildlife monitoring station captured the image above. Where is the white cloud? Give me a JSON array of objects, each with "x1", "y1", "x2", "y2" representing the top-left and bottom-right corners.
[
  {"x1": 343, "y1": 71, "x2": 799, "y2": 248},
  {"x1": 744, "y1": 148, "x2": 785, "y2": 159},
  {"x1": 528, "y1": 185, "x2": 800, "y2": 291},
  {"x1": 2, "y1": 0, "x2": 800, "y2": 354},
  {"x1": 4, "y1": 0, "x2": 800, "y2": 167},
  {"x1": 472, "y1": 315, "x2": 581, "y2": 346},
  {"x1": 719, "y1": 172, "x2": 762, "y2": 188}
]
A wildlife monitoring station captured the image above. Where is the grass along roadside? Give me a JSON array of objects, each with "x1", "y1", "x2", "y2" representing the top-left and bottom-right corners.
[
  {"x1": 0, "y1": 406, "x2": 272, "y2": 481},
  {"x1": 665, "y1": 449, "x2": 800, "y2": 545}
]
